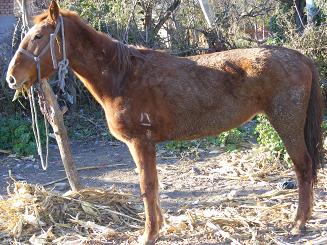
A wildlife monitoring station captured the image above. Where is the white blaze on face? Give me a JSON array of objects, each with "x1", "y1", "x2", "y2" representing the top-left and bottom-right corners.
[
  {"x1": 6, "y1": 25, "x2": 38, "y2": 86},
  {"x1": 6, "y1": 50, "x2": 19, "y2": 82}
]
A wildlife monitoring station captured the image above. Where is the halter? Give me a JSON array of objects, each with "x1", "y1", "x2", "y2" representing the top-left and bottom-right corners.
[
  {"x1": 17, "y1": 15, "x2": 69, "y2": 171},
  {"x1": 17, "y1": 15, "x2": 68, "y2": 89}
]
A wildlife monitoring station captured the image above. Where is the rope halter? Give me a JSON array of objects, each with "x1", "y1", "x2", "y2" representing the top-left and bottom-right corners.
[{"x1": 17, "y1": 15, "x2": 68, "y2": 86}]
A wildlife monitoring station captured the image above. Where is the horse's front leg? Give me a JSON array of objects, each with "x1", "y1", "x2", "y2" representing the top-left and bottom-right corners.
[{"x1": 127, "y1": 139, "x2": 163, "y2": 244}]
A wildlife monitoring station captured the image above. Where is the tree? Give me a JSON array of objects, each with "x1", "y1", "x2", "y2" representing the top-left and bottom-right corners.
[{"x1": 139, "y1": 0, "x2": 181, "y2": 46}]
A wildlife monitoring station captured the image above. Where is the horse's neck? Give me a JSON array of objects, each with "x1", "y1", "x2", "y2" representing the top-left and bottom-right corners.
[{"x1": 66, "y1": 21, "x2": 123, "y2": 105}]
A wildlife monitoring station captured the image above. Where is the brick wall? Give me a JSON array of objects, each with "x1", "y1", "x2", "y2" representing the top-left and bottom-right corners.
[{"x1": 0, "y1": 0, "x2": 14, "y2": 15}]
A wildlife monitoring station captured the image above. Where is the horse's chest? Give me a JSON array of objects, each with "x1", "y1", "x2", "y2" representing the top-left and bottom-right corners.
[
  {"x1": 106, "y1": 105, "x2": 169, "y2": 142},
  {"x1": 105, "y1": 108, "x2": 134, "y2": 141}
]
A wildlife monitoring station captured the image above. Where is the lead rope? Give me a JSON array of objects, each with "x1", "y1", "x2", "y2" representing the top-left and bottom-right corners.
[
  {"x1": 19, "y1": 1, "x2": 49, "y2": 170},
  {"x1": 57, "y1": 15, "x2": 69, "y2": 91},
  {"x1": 29, "y1": 86, "x2": 49, "y2": 170},
  {"x1": 30, "y1": 58, "x2": 49, "y2": 170},
  {"x1": 20, "y1": 0, "x2": 29, "y2": 39}
]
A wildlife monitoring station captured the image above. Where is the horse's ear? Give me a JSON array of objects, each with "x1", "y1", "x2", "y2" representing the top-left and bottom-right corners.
[{"x1": 49, "y1": 0, "x2": 60, "y2": 22}]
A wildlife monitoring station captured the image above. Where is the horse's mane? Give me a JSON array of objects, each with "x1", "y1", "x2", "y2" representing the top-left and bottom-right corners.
[
  {"x1": 112, "y1": 40, "x2": 146, "y2": 71},
  {"x1": 34, "y1": 9, "x2": 145, "y2": 72}
]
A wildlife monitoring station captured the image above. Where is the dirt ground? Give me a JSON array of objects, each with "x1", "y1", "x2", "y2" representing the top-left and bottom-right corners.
[{"x1": 0, "y1": 138, "x2": 327, "y2": 244}]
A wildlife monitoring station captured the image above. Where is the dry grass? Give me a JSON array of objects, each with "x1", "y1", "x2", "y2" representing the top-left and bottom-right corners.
[
  {"x1": 0, "y1": 147, "x2": 326, "y2": 244},
  {"x1": 157, "y1": 148, "x2": 327, "y2": 244}
]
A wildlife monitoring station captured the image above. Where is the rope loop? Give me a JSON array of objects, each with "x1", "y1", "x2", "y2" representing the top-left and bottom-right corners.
[
  {"x1": 57, "y1": 58, "x2": 69, "y2": 91},
  {"x1": 29, "y1": 86, "x2": 49, "y2": 170}
]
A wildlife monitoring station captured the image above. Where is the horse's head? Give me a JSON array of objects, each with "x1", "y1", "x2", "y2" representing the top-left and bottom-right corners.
[{"x1": 6, "y1": 0, "x2": 61, "y2": 90}]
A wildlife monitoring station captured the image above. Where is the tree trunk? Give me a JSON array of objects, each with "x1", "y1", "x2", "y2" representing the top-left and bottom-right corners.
[{"x1": 141, "y1": 1, "x2": 153, "y2": 44}]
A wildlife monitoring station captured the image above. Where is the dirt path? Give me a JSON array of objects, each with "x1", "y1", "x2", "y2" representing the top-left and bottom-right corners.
[
  {"x1": 0, "y1": 139, "x2": 138, "y2": 196},
  {"x1": 1, "y1": 139, "x2": 326, "y2": 244}
]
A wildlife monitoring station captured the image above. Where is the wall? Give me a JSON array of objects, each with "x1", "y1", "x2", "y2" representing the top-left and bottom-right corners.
[
  {"x1": 0, "y1": 0, "x2": 14, "y2": 15},
  {"x1": 0, "y1": 0, "x2": 15, "y2": 79}
]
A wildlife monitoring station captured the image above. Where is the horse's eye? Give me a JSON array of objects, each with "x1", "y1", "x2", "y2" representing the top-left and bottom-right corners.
[{"x1": 33, "y1": 34, "x2": 43, "y2": 40}]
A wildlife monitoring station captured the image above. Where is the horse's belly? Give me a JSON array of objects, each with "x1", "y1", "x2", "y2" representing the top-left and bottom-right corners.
[{"x1": 167, "y1": 106, "x2": 257, "y2": 140}]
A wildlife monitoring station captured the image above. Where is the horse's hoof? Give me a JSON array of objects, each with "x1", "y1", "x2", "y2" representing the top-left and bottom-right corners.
[
  {"x1": 291, "y1": 220, "x2": 306, "y2": 236},
  {"x1": 291, "y1": 226, "x2": 300, "y2": 236},
  {"x1": 137, "y1": 234, "x2": 158, "y2": 245}
]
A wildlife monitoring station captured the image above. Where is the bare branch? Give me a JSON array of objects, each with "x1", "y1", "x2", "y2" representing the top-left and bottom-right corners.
[
  {"x1": 239, "y1": 36, "x2": 269, "y2": 45},
  {"x1": 153, "y1": 0, "x2": 181, "y2": 36},
  {"x1": 239, "y1": 0, "x2": 274, "y2": 19}
]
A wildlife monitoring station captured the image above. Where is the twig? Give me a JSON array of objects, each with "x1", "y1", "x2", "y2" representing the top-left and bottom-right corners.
[
  {"x1": 193, "y1": 175, "x2": 243, "y2": 180},
  {"x1": 0, "y1": 149, "x2": 11, "y2": 154},
  {"x1": 63, "y1": 196, "x2": 144, "y2": 223},
  {"x1": 153, "y1": 0, "x2": 181, "y2": 35},
  {"x1": 266, "y1": 232, "x2": 293, "y2": 245},
  {"x1": 44, "y1": 164, "x2": 128, "y2": 186},
  {"x1": 170, "y1": 47, "x2": 210, "y2": 56},
  {"x1": 77, "y1": 113, "x2": 101, "y2": 128},
  {"x1": 58, "y1": 163, "x2": 128, "y2": 172},
  {"x1": 206, "y1": 221, "x2": 242, "y2": 245},
  {"x1": 158, "y1": 156, "x2": 180, "y2": 159},
  {"x1": 240, "y1": 36, "x2": 269, "y2": 45},
  {"x1": 43, "y1": 176, "x2": 68, "y2": 187},
  {"x1": 240, "y1": 7, "x2": 274, "y2": 18}
]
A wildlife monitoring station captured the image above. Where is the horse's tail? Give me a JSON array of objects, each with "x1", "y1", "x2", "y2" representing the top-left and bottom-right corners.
[{"x1": 305, "y1": 62, "x2": 324, "y2": 182}]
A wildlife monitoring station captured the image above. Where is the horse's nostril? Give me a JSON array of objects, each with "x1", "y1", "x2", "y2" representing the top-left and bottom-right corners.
[{"x1": 7, "y1": 75, "x2": 16, "y2": 85}]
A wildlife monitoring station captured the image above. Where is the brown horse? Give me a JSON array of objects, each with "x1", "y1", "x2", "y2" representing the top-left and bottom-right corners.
[{"x1": 6, "y1": 1, "x2": 324, "y2": 244}]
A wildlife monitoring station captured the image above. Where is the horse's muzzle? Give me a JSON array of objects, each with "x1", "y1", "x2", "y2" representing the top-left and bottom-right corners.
[
  {"x1": 6, "y1": 75, "x2": 17, "y2": 89},
  {"x1": 6, "y1": 74, "x2": 28, "y2": 90}
]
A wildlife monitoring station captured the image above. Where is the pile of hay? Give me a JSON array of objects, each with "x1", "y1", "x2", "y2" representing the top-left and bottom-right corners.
[{"x1": 0, "y1": 182, "x2": 143, "y2": 244}]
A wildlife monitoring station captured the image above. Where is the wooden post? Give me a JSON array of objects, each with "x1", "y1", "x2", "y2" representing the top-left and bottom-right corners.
[{"x1": 39, "y1": 80, "x2": 82, "y2": 191}]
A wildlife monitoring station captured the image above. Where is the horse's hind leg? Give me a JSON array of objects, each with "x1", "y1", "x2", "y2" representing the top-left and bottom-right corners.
[{"x1": 266, "y1": 107, "x2": 313, "y2": 232}]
